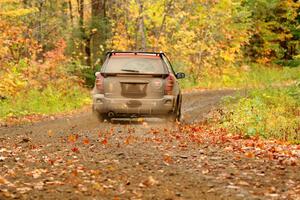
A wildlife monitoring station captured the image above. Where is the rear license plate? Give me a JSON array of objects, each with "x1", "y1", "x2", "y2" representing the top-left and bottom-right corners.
[{"x1": 121, "y1": 83, "x2": 147, "y2": 98}]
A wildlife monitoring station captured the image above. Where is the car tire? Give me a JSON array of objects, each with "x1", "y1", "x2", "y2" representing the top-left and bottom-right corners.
[
  {"x1": 92, "y1": 106, "x2": 106, "y2": 122},
  {"x1": 168, "y1": 96, "x2": 182, "y2": 122}
]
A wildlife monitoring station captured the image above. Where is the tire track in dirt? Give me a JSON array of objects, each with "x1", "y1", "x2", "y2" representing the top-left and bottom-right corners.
[{"x1": 182, "y1": 90, "x2": 236, "y2": 123}]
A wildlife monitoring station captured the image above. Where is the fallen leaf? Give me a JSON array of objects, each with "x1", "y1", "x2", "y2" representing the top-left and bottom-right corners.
[
  {"x1": 83, "y1": 138, "x2": 90, "y2": 145},
  {"x1": 124, "y1": 135, "x2": 135, "y2": 145},
  {"x1": 0, "y1": 156, "x2": 6, "y2": 161},
  {"x1": 93, "y1": 182, "x2": 104, "y2": 191},
  {"x1": 16, "y1": 187, "x2": 32, "y2": 194},
  {"x1": 0, "y1": 176, "x2": 9, "y2": 185},
  {"x1": 34, "y1": 182, "x2": 44, "y2": 190},
  {"x1": 238, "y1": 180, "x2": 250, "y2": 186},
  {"x1": 102, "y1": 138, "x2": 108, "y2": 145},
  {"x1": 227, "y1": 185, "x2": 240, "y2": 189},
  {"x1": 71, "y1": 147, "x2": 80, "y2": 153},
  {"x1": 245, "y1": 152, "x2": 255, "y2": 158},
  {"x1": 68, "y1": 134, "x2": 79, "y2": 143},
  {"x1": 163, "y1": 154, "x2": 173, "y2": 164},
  {"x1": 140, "y1": 176, "x2": 159, "y2": 187},
  {"x1": 47, "y1": 130, "x2": 54, "y2": 137},
  {"x1": 224, "y1": 146, "x2": 233, "y2": 151}
]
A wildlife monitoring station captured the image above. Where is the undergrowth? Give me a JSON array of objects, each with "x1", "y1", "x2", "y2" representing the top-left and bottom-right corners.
[
  {"x1": 0, "y1": 84, "x2": 90, "y2": 119},
  {"x1": 220, "y1": 85, "x2": 300, "y2": 143},
  {"x1": 180, "y1": 64, "x2": 300, "y2": 90}
]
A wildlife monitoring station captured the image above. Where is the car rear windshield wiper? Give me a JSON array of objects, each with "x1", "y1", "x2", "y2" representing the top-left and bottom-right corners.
[{"x1": 121, "y1": 69, "x2": 140, "y2": 73}]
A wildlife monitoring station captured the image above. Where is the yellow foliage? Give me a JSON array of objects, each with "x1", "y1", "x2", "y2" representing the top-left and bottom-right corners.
[
  {"x1": 0, "y1": 0, "x2": 19, "y2": 3},
  {"x1": 0, "y1": 69, "x2": 27, "y2": 97},
  {"x1": 0, "y1": 8, "x2": 38, "y2": 17}
]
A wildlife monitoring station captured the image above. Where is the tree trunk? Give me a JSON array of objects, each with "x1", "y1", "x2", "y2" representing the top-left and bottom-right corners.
[
  {"x1": 91, "y1": 0, "x2": 107, "y2": 68},
  {"x1": 37, "y1": 0, "x2": 45, "y2": 60},
  {"x1": 78, "y1": 0, "x2": 84, "y2": 30},
  {"x1": 68, "y1": 0, "x2": 74, "y2": 27},
  {"x1": 85, "y1": 37, "x2": 92, "y2": 67},
  {"x1": 280, "y1": 40, "x2": 293, "y2": 60},
  {"x1": 92, "y1": 0, "x2": 106, "y2": 17},
  {"x1": 155, "y1": 0, "x2": 173, "y2": 51},
  {"x1": 124, "y1": 0, "x2": 133, "y2": 49},
  {"x1": 22, "y1": 0, "x2": 30, "y2": 7},
  {"x1": 136, "y1": 0, "x2": 146, "y2": 51},
  {"x1": 77, "y1": 0, "x2": 92, "y2": 66}
]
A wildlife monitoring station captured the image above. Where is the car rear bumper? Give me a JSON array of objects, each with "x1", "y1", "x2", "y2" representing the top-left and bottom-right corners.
[{"x1": 92, "y1": 94, "x2": 175, "y2": 116}]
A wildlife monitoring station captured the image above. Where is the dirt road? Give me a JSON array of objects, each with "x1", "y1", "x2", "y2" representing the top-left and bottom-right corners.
[{"x1": 0, "y1": 90, "x2": 299, "y2": 200}]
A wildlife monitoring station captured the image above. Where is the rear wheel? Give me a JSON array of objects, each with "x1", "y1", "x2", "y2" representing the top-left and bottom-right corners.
[
  {"x1": 168, "y1": 96, "x2": 182, "y2": 122},
  {"x1": 92, "y1": 106, "x2": 107, "y2": 122}
]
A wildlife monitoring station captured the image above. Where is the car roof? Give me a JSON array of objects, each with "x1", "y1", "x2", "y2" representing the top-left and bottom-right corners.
[{"x1": 106, "y1": 51, "x2": 165, "y2": 58}]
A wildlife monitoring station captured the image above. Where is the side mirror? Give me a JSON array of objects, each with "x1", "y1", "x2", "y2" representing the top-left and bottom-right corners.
[
  {"x1": 176, "y1": 72, "x2": 185, "y2": 79},
  {"x1": 95, "y1": 72, "x2": 100, "y2": 77}
]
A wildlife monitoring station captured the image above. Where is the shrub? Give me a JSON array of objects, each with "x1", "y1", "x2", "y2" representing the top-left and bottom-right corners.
[
  {"x1": 179, "y1": 64, "x2": 300, "y2": 90},
  {"x1": 220, "y1": 86, "x2": 300, "y2": 143},
  {"x1": 0, "y1": 83, "x2": 90, "y2": 119}
]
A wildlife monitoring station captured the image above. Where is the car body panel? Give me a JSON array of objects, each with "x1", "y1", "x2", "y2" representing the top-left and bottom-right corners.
[
  {"x1": 93, "y1": 94, "x2": 174, "y2": 116},
  {"x1": 103, "y1": 75, "x2": 165, "y2": 99}
]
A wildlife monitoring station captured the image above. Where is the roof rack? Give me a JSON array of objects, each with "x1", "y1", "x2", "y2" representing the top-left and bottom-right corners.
[{"x1": 106, "y1": 51, "x2": 165, "y2": 57}]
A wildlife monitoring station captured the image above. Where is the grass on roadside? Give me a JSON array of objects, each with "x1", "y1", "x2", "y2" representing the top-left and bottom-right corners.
[
  {"x1": 180, "y1": 64, "x2": 300, "y2": 90},
  {"x1": 219, "y1": 84, "x2": 300, "y2": 144},
  {"x1": 0, "y1": 84, "x2": 91, "y2": 119}
]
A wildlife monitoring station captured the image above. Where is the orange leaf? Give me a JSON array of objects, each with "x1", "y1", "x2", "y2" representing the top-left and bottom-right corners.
[
  {"x1": 83, "y1": 138, "x2": 90, "y2": 145},
  {"x1": 124, "y1": 136, "x2": 130, "y2": 145},
  {"x1": 163, "y1": 155, "x2": 173, "y2": 164},
  {"x1": 68, "y1": 134, "x2": 78, "y2": 143},
  {"x1": 71, "y1": 147, "x2": 80, "y2": 153},
  {"x1": 47, "y1": 130, "x2": 54, "y2": 137},
  {"x1": 102, "y1": 138, "x2": 108, "y2": 145},
  {"x1": 245, "y1": 152, "x2": 255, "y2": 158},
  {"x1": 48, "y1": 159, "x2": 55, "y2": 165}
]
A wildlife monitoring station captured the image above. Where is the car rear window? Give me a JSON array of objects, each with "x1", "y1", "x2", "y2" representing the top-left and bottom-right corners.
[{"x1": 103, "y1": 56, "x2": 167, "y2": 74}]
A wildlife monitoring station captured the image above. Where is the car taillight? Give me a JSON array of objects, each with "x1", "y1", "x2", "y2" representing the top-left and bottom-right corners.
[
  {"x1": 95, "y1": 73, "x2": 104, "y2": 93},
  {"x1": 165, "y1": 74, "x2": 175, "y2": 95}
]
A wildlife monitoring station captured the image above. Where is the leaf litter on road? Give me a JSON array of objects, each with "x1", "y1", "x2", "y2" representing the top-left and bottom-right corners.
[{"x1": 0, "y1": 118, "x2": 299, "y2": 199}]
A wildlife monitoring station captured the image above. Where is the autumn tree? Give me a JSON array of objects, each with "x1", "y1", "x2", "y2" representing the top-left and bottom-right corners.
[
  {"x1": 1, "y1": 0, "x2": 299, "y2": 89},
  {"x1": 243, "y1": 0, "x2": 300, "y2": 63}
]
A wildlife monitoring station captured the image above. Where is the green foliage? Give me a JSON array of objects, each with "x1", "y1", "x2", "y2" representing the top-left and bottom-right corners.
[
  {"x1": 64, "y1": 59, "x2": 97, "y2": 88},
  {"x1": 243, "y1": 0, "x2": 300, "y2": 62},
  {"x1": 68, "y1": 17, "x2": 110, "y2": 67},
  {"x1": 274, "y1": 59, "x2": 300, "y2": 67},
  {"x1": 220, "y1": 86, "x2": 300, "y2": 143},
  {"x1": 179, "y1": 64, "x2": 300, "y2": 90},
  {"x1": 0, "y1": 84, "x2": 90, "y2": 119}
]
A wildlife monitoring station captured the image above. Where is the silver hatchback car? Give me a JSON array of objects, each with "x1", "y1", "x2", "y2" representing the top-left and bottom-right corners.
[{"x1": 92, "y1": 51, "x2": 185, "y2": 122}]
